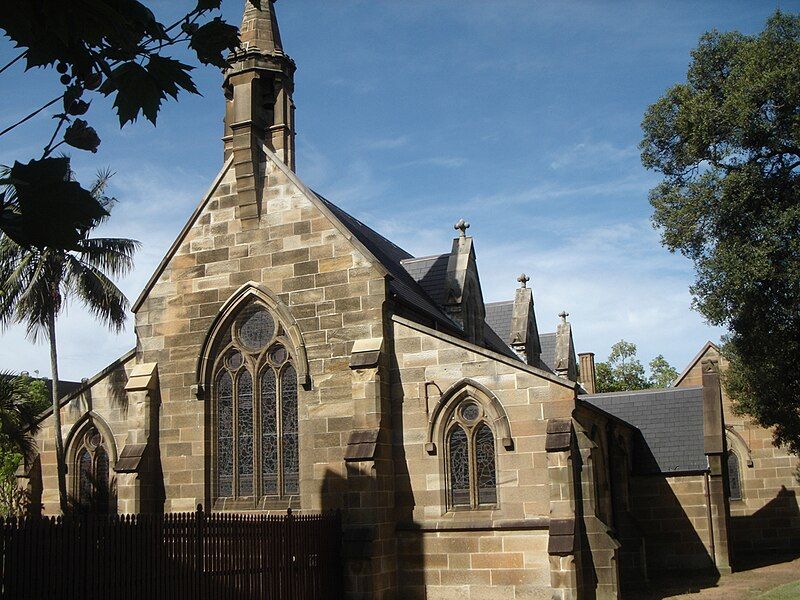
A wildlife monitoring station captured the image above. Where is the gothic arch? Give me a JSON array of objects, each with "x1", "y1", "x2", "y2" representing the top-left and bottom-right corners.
[
  {"x1": 426, "y1": 378, "x2": 513, "y2": 455},
  {"x1": 725, "y1": 426, "x2": 753, "y2": 467},
  {"x1": 65, "y1": 411, "x2": 118, "y2": 469},
  {"x1": 64, "y1": 411, "x2": 118, "y2": 511},
  {"x1": 196, "y1": 282, "x2": 310, "y2": 392}
]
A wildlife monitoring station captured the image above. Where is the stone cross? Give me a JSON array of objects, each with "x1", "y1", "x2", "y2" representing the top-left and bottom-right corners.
[
  {"x1": 559, "y1": 310, "x2": 569, "y2": 323},
  {"x1": 517, "y1": 273, "x2": 530, "y2": 288},
  {"x1": 454, "y1": 218, "x2": 470, "y2": 237}
]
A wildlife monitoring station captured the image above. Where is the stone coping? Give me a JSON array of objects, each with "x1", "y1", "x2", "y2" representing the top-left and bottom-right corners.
[{"x1": 396, "y1": 517, "x2": 549, "y2": 533}]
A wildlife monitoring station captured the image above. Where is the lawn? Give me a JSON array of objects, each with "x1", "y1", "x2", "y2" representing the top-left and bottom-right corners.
[{"x1": 758, "y1": 581, "x2": 800, "y2": 599}]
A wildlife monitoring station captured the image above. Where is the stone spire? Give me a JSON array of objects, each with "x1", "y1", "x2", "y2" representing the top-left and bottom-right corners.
[
  {"x1": 240, "y1": 0, "x2": 284, "y2": 54},
  {"x1": 223, "y1": 1, "x2": 296, "y2": 228}
]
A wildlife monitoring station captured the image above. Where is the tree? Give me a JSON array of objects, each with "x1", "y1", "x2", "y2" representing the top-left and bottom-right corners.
[
  {"x1": 595, "y1": 341, "x2": 679, "y2": 392},
  {"x1": 0, "y1": 0, "x2": 259, "y2": 249},
  {"x1": 640, "y1": 11, "x2": 800, "y2": 453},
  {"x1": 649, "y1": 355, "x2": 679, "y2": 389},
  {"x1": 595, "y1": 340, "x2": 651, "y2": 393},
  {"x1": 0, "y1": 173, "x2": 137, "y2": 513},
  {"x1": 0, "y1": 372, "x2": 43, "y2": 516}
]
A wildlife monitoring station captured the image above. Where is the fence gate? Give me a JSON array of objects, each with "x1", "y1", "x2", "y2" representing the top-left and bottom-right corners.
[{"x1": 0, "y1": 506, "x2": 342, "y2": 600}]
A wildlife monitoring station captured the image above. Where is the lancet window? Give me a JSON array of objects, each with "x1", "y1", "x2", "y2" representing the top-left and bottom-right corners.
[
  {"x1": 73, "y1": 425, "x2": 110, "y2": 512},
  {"x1": 214, "y1": 303, "x2": 299, "y2": 502},
  {"x1": 446, "y1": 399, "x2": 497, "y2": 509}
]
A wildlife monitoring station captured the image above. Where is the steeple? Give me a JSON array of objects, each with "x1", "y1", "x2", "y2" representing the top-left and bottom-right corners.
[{"x1": 223, "y1": 1, "x2": 296, "y2": 228}]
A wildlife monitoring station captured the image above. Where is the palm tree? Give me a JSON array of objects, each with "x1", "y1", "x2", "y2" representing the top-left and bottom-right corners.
[{"x1": 0, "y1": 170, "x2": 138, "y2": 513}]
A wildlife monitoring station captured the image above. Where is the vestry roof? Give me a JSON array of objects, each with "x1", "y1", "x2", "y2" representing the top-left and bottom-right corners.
[{"x1": 580, "y1": 387, "x2": 708, "y2": 475}]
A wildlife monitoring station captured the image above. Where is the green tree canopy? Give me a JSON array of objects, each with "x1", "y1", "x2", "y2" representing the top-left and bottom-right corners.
[
  {"x1": 640, "y1": 11, "x2": 800, "y2": 453},
  {"x1": 595, "y1": 340, "x2": 679, "y2": 393},
  {"x1": 649, "y1": 355, "x2": 680, "y2": 389}
]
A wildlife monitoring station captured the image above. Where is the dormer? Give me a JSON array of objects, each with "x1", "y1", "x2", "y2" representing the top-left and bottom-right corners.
[{"x1": 442, "y1": 219, "x2": 486, "y2": 345}]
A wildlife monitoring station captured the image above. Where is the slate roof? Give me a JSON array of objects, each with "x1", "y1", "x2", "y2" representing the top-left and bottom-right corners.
[
  {"x1": 315, "y1": 194, "x2": 519, "y2": 360},
  {"x1": 485, "y1": 301, "x2": 514, "y2": 343},
  {"x1": 400, "y1": 254, "x2": 450, "y2": 305},
  {"x1": 580, "y1": 387, "x2": 708, "y2": 475},
  {"x1": 539, "y1": 332, "x2": 557, "y2": 371},
  {"x1": 315, "y1": 194, "x2": 461, "y2": 332}
]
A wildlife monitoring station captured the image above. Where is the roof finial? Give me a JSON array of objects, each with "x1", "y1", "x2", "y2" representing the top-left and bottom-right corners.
[
  {"x1": 517, "y1": 273, "x2": 530, "y2": 288},
  {"x1": 454, "y1": 218, "x2": 470, "y2": 238},
  {"x1": 559, "y1": 310, "x2": 569, "y2": 323}
]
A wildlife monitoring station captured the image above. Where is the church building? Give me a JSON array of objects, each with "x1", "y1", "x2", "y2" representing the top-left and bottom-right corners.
[{"x1": 22, "y1": 3, "x2": 799, "y2": 599}]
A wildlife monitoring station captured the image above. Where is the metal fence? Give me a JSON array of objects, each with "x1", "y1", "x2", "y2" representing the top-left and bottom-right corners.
[{"x1": 0, "y1": 506, "x2": 342, "y2": 600}]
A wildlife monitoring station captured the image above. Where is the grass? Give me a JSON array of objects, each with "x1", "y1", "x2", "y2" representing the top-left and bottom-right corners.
[{"x1": 757, "y1": 581, "x2": 800, "y2": 599}]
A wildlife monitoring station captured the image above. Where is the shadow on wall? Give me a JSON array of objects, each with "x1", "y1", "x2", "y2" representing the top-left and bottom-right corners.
[{"x1": 731, "y1": 486, "x2": 800, "y2": 570}]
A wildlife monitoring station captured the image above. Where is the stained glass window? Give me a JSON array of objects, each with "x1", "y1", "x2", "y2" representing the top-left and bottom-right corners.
[
  {"x1": 460, "y1": 402, "x2": 479, "y2": 422},
  {"x1": 239, "y1": 306, "x2": 275, "y2": 351},
  {"x1": 728, "y1": 451, "x2": 742, "y2": 500},
  {"x1": 281, "y1": 364, "x2": 299, "y2": 495},
  {"x1": 78, "y1": 448, "x2": 93, "y2": 506},
  {"x1": 449, "y1": 426, "x2": 470, "y2": 506},
  {"x1": 475, "y1": 424, "x2": 497, "y2": 505},
  {"x1": 261, "y1": 369, "x2": 278, "y2": 495},
  {"x1": 74, "y1": 425, "x2": 110, "y2": 511},
  {"x1": 217, "y1": 371, "x2": 234, "y2": 497},
  {"x1": 213, "y1": 302, "x2": 300, "y2": 502},
  {"x1": 237, "y1": 370, "x2": 254, "y2": 496}
]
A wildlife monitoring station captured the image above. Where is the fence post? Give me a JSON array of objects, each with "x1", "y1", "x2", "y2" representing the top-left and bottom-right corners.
[{"x1": 196, "y1": 504, "x2": 204, "y2": 600}]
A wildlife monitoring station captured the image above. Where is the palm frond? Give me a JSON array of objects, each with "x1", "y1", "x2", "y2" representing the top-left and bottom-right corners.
[
  {"x1": 75, "y1": 237, "x2": 140, "y2": 278},
  {"x1": 64, "y1": 255, "x2": 130, "y2": 331},
  {"x1": 0, "y1": 371, "x2": 41, "y2": 460}
]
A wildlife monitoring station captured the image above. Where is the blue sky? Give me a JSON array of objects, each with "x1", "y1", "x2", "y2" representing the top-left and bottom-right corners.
[{"x1": 1, "y1": 0, "x2": 794, "y2": 381}]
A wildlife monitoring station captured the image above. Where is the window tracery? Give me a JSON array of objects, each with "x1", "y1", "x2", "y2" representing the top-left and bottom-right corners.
[
  {"x1": 73, "y1": 425, "x2": 110, "y2": 511},
  {"x1": 213, "y1": 303, "x2": 299, "y2": 503},
  {"x1": 445, "y1": 399, "x2": 498, "y2": 509}
]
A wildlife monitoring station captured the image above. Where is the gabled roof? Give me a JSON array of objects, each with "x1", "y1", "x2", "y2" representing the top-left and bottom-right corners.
[
  {"x1": 673, "y1": 340, "x2": 720, "y2": 387},
  {"x1": 580, "y1": 387, "x2": 708, "y2": 474}
]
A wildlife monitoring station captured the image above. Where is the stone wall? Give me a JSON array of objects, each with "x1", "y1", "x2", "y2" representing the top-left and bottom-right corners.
[
  {"x1": 629, "y1": 474, "x2": 715, "y2": 572},
  {"x1": 677, "y1": 346, "x2": 800, "y2": 555},
  {"x1": 397, "y1": 529, "x2": 551, "y2": 599},
  {"x1": 32, "y1": 353, "x2": 134, "y2": 515},
  {"x1": 389, "y1": 315, "x2": 577, "y2": 599},
  {"x1": 132, "y1": 154, "x2": 387, "y2": 514}
]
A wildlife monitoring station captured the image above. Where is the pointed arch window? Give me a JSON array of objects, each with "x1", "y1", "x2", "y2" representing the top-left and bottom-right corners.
[
  {"x1": 727, "y1": 450, "x2": 742, "y2": 501},
  {"x1": 73, "y1": 426, "x2": 110, "y2": 512},
  {"x1": 213, "y1": 302, "x2": 300, "y2": 503},
  {"x1": 445, "y1": 400, "x2": 498, "y2": 509}
]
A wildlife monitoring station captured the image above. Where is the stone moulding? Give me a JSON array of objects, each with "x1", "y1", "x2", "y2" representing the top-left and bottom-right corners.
[
  {"x1": 425, "y1": 378, "x2": 513, "y2": 455},
  {"x1": 195, "y1": 281, "x2": 311, "y2": 391}
]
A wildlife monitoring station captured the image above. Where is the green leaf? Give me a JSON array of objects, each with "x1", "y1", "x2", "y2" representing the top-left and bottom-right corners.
[
  {"x1": 98, "y1": 61, "x2": 162, "y2": 125},
  {"x1": 64, "y1": 119, "x2": 101, "y2": 153},
  {"x1": 146, "y1": 56, "x2": 199, "y2": 99},
  {"x1": 189, "y1": 17, "x2": 240, "y2": 69},
  {"x1": 1, "y1": 158, "x2": 108, "y2": 250}
]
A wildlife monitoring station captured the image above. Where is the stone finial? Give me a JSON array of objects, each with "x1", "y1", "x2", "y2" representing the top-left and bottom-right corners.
[
  {"x1": 517, "y1": 273, "x2": 530, "y2": 288},
  {"x1": 454, "y1": 218, "x2": 470, "y2": 237},
  {"x1": 559, "y1": 310, "x2": 569, "y2": 323}
]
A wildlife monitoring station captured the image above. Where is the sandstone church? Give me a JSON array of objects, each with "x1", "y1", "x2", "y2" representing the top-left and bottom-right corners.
[{"x1": 21, "y1": 3, "x2": 799, "y2": 599}]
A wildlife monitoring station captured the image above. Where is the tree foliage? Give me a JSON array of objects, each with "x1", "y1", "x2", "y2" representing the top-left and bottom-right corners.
[
  {"x1": 0, "y1": 0, "x2": 259, "y2": 249},
  {"x1": 0, "y1": 171, "x2": 138, "y2": 511},
  {"x1": 595, "y1": 340, "x2": 679, "y2": 393},
  {"x1": 0, "y1": 372, "x2": 45, "y2": 516},
  {"x1": 640, "y1": 11, "x2": 800, "y2": 453}
]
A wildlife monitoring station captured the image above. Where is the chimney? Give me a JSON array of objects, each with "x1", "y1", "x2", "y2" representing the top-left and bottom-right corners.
[{"x1": 578, "y1": 352, "x2": 596, "y2": 394}]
